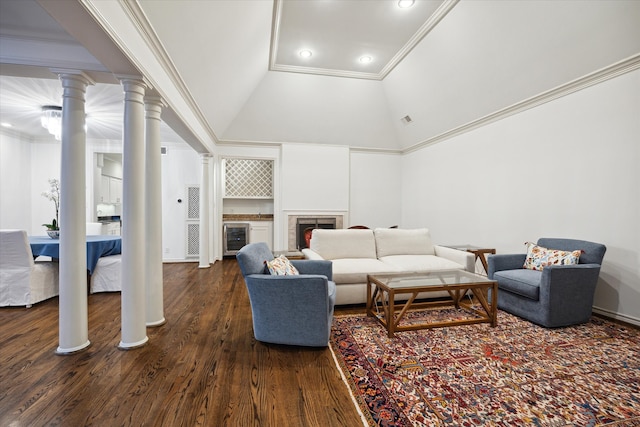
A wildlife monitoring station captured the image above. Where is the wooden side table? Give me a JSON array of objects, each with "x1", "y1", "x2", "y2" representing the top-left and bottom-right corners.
[
  {"x1": 444, "y1": 245, "x2": 496, "y2": 275},
  {"x1": 272, "y1": 250, "x2": 305, "y2": 260}
]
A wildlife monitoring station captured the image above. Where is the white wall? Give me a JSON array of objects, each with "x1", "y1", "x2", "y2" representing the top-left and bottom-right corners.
[
  {"x1": 30, "y1": 141, "x2": 62, "y2": 235},
  {"x1": 222, "y1": 71, "x2": 399, "y2": 150},
  {"x1": 0, "y1": 129, "x2": 205, "y2": 262},
  {"x1": 383, "y1": 0, "x2": 640, "y2": 149},
  {"x1": 401, "y1": 69, "x2": 640, "y2": 324},
  {"x1": 161, "y1": 146, "x2": 201, "y2": 262},
  {"x1": 0, "y1": 130, "x2": 32, "y2": 230},
  {"x1": 349, "y1": 151, "x2": 402, "y2": 229},
  {"x1": 281, "y1": 144, "x2": 350, "y2": 211}
]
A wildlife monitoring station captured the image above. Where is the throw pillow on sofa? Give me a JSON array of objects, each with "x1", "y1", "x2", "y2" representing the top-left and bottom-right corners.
[
  {"x1": 523, "y1": 242, "x2": 582, "y2": 271},
  {"x1": 374, "y1": 228, "x2": 435, "y2": 258},
  {"x1": 265, "y1": 255, "x2": 299, "y2": 275}
]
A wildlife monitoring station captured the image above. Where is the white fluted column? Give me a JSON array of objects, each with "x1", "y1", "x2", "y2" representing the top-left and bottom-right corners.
[
  {"x1": 55, "y1": 70, "x2": 94, "y2": 355},
  {"x1": 199, "y1": 154, "x2": 212, "y2": 268},
  {"x1": 118, "y1": 77, "x2": 148, "y2": 349},
  {"x1": 144, "y1": 96, "x2": 165, "y2": 326}
]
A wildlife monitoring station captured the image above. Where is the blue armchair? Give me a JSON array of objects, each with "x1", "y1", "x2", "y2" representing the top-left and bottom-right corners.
[
  {"x1": 487, "y1": 238, "x2": 606, "y2": 328},
  {"x1": 236, "y1": 242, "x2": 336, "y2": 347}
]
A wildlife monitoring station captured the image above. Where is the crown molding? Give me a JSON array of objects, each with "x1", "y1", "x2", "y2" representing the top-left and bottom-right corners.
[
  {"x1": 217, "y1": 138, "x2": 403, "y2": 155},
  {"x1": 80, "y1": 0, "x2": 218, "y2": 151},
  {"x1": 269, "y1": 64, "x2": 383, "y2": 81},
  {"x1": 220, "y1": 55, "x2": 639, "y2": 155},
  {"x1": 117, "y1": 1, "x2": 219, "y2": 145},
  {"x1": 403, "y1": 53, "x2": 640, "y2": 154}
]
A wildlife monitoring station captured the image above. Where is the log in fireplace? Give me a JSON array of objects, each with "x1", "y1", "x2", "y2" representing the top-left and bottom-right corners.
[{"x1": 296, "y1": 217, "x2": 336, "y2": 250}]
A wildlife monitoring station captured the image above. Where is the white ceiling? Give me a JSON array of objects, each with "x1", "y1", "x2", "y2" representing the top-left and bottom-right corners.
[{"x1": 1, "y1": 0, "x2": 639, "y2": 152}]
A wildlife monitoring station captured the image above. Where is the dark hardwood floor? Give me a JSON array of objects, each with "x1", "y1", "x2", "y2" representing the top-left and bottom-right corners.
[{"x1": 0, "y1": 260, "x2": 364, "y2": 427}]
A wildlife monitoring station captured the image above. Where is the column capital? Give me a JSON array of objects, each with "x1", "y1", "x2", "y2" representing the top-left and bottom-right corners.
[
  {"x1": 144, "y1": 96, "x2": 166, "y2": 108},
  {"x1": 50, "y1": 69, "x2": 95, "y2": 87},
  {"x1": 144, "y1": 96, "x2": 164, "y2": 120},
  {"x1": 116, "y1": 74, "x2": 151, "y2": 90},
  {"x1": 120, "y1": 78, "x2": 147, "y2": 104}
]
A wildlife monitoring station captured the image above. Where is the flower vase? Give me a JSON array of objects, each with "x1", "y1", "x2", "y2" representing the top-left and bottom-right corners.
[{"x1": 47, "y1": 230, "x2": 60, "y2": 239}]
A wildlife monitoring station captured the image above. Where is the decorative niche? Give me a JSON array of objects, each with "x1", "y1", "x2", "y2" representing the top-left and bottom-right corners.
[{"x1": 224, "y1": 158, "x2": 273, "y2": 199}]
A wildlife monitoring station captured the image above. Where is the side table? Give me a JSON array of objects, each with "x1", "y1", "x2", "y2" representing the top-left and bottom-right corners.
[
  {"x1": 272, "y1": 250, "x2": 305, "y2": 260},
  {"x1": 444, "y1": 245, "x2": 496, "y2": 275}
]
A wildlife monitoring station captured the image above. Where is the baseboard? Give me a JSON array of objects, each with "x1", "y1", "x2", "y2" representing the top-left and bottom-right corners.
[
  {"x1": 162, "y1": 258, "x2": 199, "y2": 263},
  {"x1": 592, "y1": 306, "x2": 640, "y2": 328}
]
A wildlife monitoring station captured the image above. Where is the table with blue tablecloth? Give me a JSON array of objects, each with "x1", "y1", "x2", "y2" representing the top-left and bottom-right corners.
[{"x1": 29, "y1": 235, "x2": 122, "y2": 274}]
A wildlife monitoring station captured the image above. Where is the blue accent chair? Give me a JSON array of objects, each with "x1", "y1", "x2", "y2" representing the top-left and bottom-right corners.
[
  {"x1": 236, "y1": 242, "x2": 336, "y2": 347},
  {"x1": 487, "y1": 238, "x2": 606, "y2": 328}
]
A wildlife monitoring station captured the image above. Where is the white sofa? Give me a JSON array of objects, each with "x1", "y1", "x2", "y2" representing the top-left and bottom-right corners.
[{"x1": 302, "y1": 228, "x2": 475, "y2": 305}]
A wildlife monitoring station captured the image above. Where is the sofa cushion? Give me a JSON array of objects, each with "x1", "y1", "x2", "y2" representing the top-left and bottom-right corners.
[
  {"x1": 374, "y1": 228, "x2": 435, "y2": 258},
  {"x1": 310, "y1": 229, "x2": 377, "y2": 260},
  {"x1": 331, "y1": 258, "x2": 398, "y2": 284},
  {"x1": 494, "y1": 269, "x2": 541, "y2": 301},
  {"x1": 378, "y1": 255, "x2": 463, "y2": 273},
  {"x1": 523, "y1": 242, "x2": 582, "y2": 271}
]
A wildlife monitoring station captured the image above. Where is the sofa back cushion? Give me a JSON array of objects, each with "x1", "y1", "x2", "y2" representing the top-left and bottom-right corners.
[
  {"x1": 310, "y1": 229, "x2": 377, "y2": 260},
  {"x1": 374, "y1": 228, "x2": 435, "y2": 258}
]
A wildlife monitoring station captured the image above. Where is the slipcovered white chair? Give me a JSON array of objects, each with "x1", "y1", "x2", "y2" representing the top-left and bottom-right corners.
[
  {"x1": 90, "y1": 254, "x2": 121, "y2": 293},
  {"x1": 0, "y1": 229, "x2": 59, "y2": 307}
]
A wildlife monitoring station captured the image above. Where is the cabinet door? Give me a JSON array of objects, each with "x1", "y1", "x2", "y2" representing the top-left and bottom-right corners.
[
  {"x1": 109, "y1": 178, "x2": 122, "y2": 204},
  {"x1": 100, "y1": 175, "x2": 110, "y2": 203},
  {"x1": 249, "y1": 222, "x2": 273, "y2": 250},
  {"x1": 106, "y1": 222, "x2": 121, "y2": 236}
]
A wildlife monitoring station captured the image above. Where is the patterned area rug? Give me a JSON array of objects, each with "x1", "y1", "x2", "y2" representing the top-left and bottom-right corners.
[{"x1": 330, "y1": 308, "x2": 640, "y2": 426}]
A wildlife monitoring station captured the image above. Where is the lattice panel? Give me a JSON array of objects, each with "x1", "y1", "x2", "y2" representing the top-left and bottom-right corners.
[
  {"x1": 225, "y1": 158, "x2": 273, "y2": 198},
  {"x1": 187, "y1": 186, "x2": 199, "y2": 220},
  {"x1": 186, "y1": 223, "x2": 199, "y2": 257}
]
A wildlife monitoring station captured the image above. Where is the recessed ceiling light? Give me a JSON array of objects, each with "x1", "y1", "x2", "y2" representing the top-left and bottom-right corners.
[
  {"x1": 398, "y1": 0, "x2": 415, "y2": 8},
  {"x1": 1, "y1": 122, "x2": 12, "y2": 128},
  {"x1": 299, "y1": 50, "x2": 312, "y2": 58},
  {"x1": 359, "y1": 56, "x2": 373, "y2": 64}
]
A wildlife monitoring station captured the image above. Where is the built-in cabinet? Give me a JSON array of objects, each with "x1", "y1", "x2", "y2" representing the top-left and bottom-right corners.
[
  {"x1": 99, "y1": 175, "x2": 122, "y2": 204},
  {"x1": 103, "y1": 222, "x2": 121, "y2": 236},
  {"x1": 222, "y1": 158, "x2": 275, "y2": 253},
  {"x1": 223, "y1": 158, "x2": 273, "y2": 198},
  {"x1": 249, "y1": 221, "x2": 273, "y2": 250}
]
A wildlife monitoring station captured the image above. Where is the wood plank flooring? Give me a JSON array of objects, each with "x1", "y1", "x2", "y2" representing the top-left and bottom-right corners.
[{"x1": 0, "y1": 260, "x2": 364, "y2": 427}]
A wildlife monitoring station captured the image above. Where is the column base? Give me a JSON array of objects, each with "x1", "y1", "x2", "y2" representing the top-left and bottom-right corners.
[
  {"x1": 55, "y1": 340, "x2": 91, "y2": 355},
  {"x1": 118, "y1": 336, "x2": 149, "y2": 351},
  {"x1": 146, "y1": 317, "x2": 166, "y2": 327}
]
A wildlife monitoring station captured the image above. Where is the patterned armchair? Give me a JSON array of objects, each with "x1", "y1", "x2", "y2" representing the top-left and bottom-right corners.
[
  {"x1": 488, "y1": 238, "x2": 606, "y2": 328},
  {"x1": 236, "y1": 242, "x2": 336, "y2": 347}
]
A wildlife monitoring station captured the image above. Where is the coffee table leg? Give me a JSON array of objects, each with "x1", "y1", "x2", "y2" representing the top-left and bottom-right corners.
[
  {"x1": 491, "y1": 282, "x2": 498, "y2": 327},
  {"x1": 388, "y1": 289, "x2": 395, "y2": 338},
  {"x1": 366, "y1": 277, "x2": 372, "y2": 317}
]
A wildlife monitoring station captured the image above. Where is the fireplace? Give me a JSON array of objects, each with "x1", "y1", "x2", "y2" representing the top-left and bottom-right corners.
[
  {"x1": 287, "y1": 214, "x2": 343, "y2": 251},
  {"x1": 296, "y1": 217, "x2": 336, "y2": 250}
]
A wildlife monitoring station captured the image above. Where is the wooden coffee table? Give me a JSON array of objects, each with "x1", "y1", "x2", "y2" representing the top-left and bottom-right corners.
[{"x1": 366, "y1": 270, "x2": 498, "y2": 337}]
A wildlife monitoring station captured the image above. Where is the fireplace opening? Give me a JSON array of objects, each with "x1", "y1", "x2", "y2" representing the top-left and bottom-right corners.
[{"x1": 296, "y1": 217, "x2": 336, "y2": 250}]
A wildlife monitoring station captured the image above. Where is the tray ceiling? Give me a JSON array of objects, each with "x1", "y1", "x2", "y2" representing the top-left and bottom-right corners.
[{"x1": 270, "y1": 0, "x2": 453, "y2": 79}]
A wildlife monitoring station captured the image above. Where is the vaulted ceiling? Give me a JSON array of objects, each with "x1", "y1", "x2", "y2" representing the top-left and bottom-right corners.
[{"x1": 1, "y1": 0, "x2": 639, "y2": 153}]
